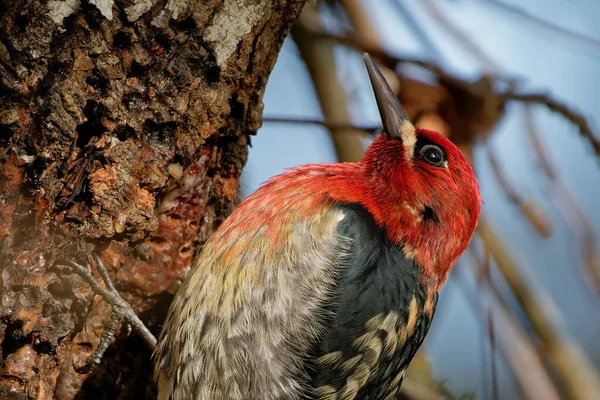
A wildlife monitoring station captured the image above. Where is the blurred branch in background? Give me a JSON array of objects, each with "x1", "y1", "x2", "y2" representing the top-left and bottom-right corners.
[
  {"x1": 419, "y1": 0, "x2": 499, "y2": 72},
  {"x1": 483, "y1": 282, "x2": 562, "y2": 400},
  {"x1": 485, "y1": 144, "x2": 554, "y2": 237},
  {"x1": 478, "y1": 218, "x2": 600, "y2": 399},
  {"x1": 315, "y1": 1, "x2": 600, "y2": 161},
  {"x1": 262, "y1": 116, "x2": 380, "y2": 134},
  {"x1": 395, "y1": 0, "x2": 600, "y2": 303},
  {"x1": 409, "y1": 1, "x2": 600, "y2": 396},
  {"x1": 504, "y1": 92, "x2": 600, "y2": 158},
  {"x1": 291, "y1": 3, "x2": 372, "y2": 162},
  {"x1": 524, "y1": 105, "x2": 600, "y2": 294},
  {"x1": 465, "y1": 248, "x2": 561, "y2": 400},
  {"x1": 476, "y1": 0, "x2": 600, "y2": 55}
]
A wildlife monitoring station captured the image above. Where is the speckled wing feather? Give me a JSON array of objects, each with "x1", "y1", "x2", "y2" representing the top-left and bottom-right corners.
[
  {"x1": 154, "y1": 183, "x2": 350, "y2": 400},
  {"x1": 309, "y1": 203, "x2": 439, "y2": 400}
]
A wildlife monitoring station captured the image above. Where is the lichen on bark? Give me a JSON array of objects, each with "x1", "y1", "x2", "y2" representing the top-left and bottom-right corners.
[{"x1": 0, "y1": 0, "x2": 307, "y2": 398}]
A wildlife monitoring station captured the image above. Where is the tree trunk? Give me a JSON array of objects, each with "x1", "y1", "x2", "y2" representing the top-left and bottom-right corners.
[{"x1": 0, "y1": 1, "x2": 306, "y2": 398}]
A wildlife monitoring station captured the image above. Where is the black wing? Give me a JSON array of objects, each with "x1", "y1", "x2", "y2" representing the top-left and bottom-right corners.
[{"x1": 308, "y1": 203, "x2": 439, "y2": 400}]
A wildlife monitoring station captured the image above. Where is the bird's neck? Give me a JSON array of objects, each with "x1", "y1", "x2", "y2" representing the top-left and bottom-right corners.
[
  {"x1": 296, "y1": 163, "x2": 459, "y2": 290},
  {"x1": 254, "y1": 162, "x2": 470, "y2": 290}
]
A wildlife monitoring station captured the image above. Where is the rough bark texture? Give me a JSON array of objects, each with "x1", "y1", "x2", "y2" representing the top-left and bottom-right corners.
[{"x1": 0, "y1": 0, "x2": 306, "y2": 398}]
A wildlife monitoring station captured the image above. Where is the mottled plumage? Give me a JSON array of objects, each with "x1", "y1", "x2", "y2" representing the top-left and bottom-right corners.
[
  {"x1": 310, "y1": 203, "x2": 438, "y2": 399},
  {"x1": 154, "y1": 54, "x2": 481, "y2": 400},
  {"x1": 155, "y1": 176, "x2": 347, "y2": 399}
]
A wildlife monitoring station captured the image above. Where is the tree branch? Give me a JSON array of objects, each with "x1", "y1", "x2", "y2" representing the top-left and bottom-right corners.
[
  {"x1": 477, "y1": 217, "x2": 600, "y2": 399},
  {"x1": 54, "y1": 257, "x2": 157, "y2": 351},
  {"x1": 506, "y1": 92, "x2": 600, "y2": 159},
  {"x1": 262, "y1": 116, "x2": 381, "y2": 134}
]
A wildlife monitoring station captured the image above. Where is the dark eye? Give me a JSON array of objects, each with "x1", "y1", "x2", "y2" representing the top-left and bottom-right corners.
[{"x1": 420, "y1": 144, "x2": 445, "y2": 167}]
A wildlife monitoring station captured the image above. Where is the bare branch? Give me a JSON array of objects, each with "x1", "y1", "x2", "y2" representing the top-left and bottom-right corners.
[
  {"x1": 54, "y1": 257, "x2": 158, "y2": 352},
  {"x1": 479, "y1": 0, "x2": 600, "y2": 54},
  {"x1": 485, "y1": 144, "x2": 553, "y2": 237},
  {"x1": 420, "y1": 0, "x2": 500, "y2": 72},
  {"x1": 262, "y1": 116, "x2": 381, "y2": 134},
  {"x1": 477, "y1": 217, "x2": 600, "y2": 399},
  {"x1": 524, "y1": 106, "x2": 600, "y2": 293},
  {"x1": 389, "y1": 0, "x2": 444, "y2": 62},
  {"x1": 506, "y1": 92, "x2": 600, "y2": 159}
]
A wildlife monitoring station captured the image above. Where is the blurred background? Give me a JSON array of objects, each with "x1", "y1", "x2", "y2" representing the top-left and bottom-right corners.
[{"x1": 240, "y1": 1, "x2": 600, "y2": 399}]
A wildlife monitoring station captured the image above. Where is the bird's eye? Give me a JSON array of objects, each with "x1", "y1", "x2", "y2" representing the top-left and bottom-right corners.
[{"x1": 420, "y1": 144, "x2": 446, "y2": 167}]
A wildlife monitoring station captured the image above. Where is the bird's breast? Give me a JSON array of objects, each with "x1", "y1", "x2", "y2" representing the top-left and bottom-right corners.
[{"x1": 309, "y1": 203, "x2": 439, "y2": 399}]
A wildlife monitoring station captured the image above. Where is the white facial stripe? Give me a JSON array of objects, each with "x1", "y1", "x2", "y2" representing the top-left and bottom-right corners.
[{"x1": 401, "y1": 120, "x2": 417, "y2": 160}]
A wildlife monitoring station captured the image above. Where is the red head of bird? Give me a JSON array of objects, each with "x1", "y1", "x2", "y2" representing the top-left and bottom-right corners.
[{"x1": 356, "y1": 54, "x2": 482, "y2": 288}]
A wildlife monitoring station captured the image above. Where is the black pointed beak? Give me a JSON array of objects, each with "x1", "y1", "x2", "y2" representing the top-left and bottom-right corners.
[{"x1": 362, "y1": 53, "x2": 412, "y2": 141}]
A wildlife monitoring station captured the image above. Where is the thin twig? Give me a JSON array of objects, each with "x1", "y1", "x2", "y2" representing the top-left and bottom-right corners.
[
  {"x1": 506, "y1": 92, "x2": 600, "y2": 159},
  {"x1": 477, "y1": 249, "x2": 499, "y2": 400},
  {"x1": 262, "y1": 116, "x2": 381, "y2": 134},
  {"x1": 477, "y1": 217, "x2": 600, "y2": 399},
  {"x1": 524, "y1": 106, "x2": 600, "y2": 293},
  {"x1": 487, "y1": 291, "x2": 499, "y2": 400},
  {"x1": 54, "y1": 257, "x2": 157, "y2": 351},
  {"x1": 388, "y1": 0, "x2": 444, "y2": 62},
  {"x1": 92, "y1": 252, "x2": 116, "y2": 291},
  {"x1": 469, "y1": 248, "x2": 491, "y2": 400},
  {"x1": 479, "y1": 0, "x2": 600, "y2": 53},
  {"x1": 459, "y1": 249, "x2": 561, "y2": 400},
  {"x1": 485, "y1": 144, "x2": 553, "y2": 237},
  {"x1": 420, "y1": 0, "x2": 500, "y2": 72},
  {"x1": 482, "y1": 274, "x2": 561, "y2": 400},
  {"x1": 292, "y1": 4, "x2": 372, "y2": 162}
]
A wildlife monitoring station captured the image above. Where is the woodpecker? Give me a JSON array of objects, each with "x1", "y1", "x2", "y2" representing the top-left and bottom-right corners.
[{"x1": 154, "y1": 53, "x2": 481, "y2": 400}]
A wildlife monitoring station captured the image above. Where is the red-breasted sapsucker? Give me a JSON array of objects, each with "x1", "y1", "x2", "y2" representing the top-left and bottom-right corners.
[{"x1": 154, "y1": 53, "x2": 482, "y2": 400}]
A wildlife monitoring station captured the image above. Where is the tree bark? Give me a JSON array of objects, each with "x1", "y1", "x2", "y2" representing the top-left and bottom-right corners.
[{"x1": 0, "y1": 0, "x2": 306, "y2": 398}]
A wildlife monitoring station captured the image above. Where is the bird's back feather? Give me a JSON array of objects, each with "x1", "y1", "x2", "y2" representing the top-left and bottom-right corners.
[{"x1": 154, "y1": 174, "x2": 350, "y2": 399}]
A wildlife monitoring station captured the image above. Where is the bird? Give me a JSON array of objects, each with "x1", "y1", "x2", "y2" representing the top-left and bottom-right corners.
[{"x1": 154, "y1": 53, "x2": 481, "y2": 400}]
